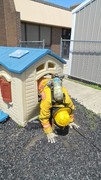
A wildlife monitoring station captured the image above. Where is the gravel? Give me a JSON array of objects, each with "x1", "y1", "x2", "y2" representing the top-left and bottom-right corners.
[{"x1": 0, "y1": 99, "x2": 101, "y2": 180}]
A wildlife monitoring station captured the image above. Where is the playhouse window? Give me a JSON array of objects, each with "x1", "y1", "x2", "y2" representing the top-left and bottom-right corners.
[
  {"x1": 36, "y1": 64, "x2": 45, "y2": 72},
  {"x1": 48, "y1": 62, "x2": 55, "y2": 68},
  {"x1": 0, "y1": 77, "x2": 12, "y2": 103}
]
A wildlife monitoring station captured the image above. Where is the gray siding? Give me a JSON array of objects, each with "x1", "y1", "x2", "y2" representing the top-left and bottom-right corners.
[
  {"x1": 70, "y1": 0, "x2": 101, "y2": 84},
  {"x1": 74, "y1": 0, "x2": 101, "y2": 41}
]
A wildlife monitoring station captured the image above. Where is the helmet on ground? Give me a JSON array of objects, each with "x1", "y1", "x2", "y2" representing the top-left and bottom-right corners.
[{"x1": 53, "y1": 108, "x2": 73, "y2": 127}]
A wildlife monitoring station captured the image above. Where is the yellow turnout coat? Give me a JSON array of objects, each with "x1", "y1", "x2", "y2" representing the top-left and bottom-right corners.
[{"x1": 39, "y1": 79, "x2": 75, "y2": 134}]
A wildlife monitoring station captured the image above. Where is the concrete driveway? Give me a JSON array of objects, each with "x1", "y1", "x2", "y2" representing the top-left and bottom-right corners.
[{"x1": 63, "y1": 79, "x2": 101, "y2": 116}]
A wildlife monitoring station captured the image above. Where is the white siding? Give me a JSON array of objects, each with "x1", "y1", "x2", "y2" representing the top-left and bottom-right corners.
[
  {"x1": 25, "y1": 66, "x2": 38, "y2": 120},
  {"x1": 0, "y1": 67, "x2": 25, "y2": 126},
  {"x1": 24, "y1": 55, "x2": 63, "y2": 123}
]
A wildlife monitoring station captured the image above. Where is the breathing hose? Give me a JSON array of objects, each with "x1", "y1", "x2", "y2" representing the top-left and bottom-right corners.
[{"x1": 73, "y1": 127, "x2": 101, "y2": 153}]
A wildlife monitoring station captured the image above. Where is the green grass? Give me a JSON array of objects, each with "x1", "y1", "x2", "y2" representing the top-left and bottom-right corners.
[{"x1": 66, "y1": 77, "x2": 101, "y2": 90}]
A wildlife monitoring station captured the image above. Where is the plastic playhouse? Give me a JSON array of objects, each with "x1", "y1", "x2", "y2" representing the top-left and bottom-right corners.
[{"x1": 0, "y1": 46, "x2": 66, "y2": 126}]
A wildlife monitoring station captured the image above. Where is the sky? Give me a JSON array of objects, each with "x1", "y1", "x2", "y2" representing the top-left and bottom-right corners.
[{"x1": 43, "y1": 0, "x2": 85, "y2": 8}]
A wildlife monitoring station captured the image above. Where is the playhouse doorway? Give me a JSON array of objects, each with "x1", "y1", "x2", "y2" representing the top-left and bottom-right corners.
[{"x1": 37, "y1": 73, "x2": 53, "y2": 102}]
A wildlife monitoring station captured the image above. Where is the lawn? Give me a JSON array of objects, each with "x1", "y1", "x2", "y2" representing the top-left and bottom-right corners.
[{"x1": 67, "y1": 77, "x2": 101, "y2": 90}]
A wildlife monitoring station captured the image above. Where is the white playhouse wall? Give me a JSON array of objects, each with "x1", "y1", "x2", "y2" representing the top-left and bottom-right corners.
[
  {"x1": 0, "y1": 55, "x2": 63, "y2": 126},
  {"x1": 23, "y1": 55, "x2": 64, "y2": 125},
  {"x1": 0, "y1": 66, "x2": 27, "y2": 126}
]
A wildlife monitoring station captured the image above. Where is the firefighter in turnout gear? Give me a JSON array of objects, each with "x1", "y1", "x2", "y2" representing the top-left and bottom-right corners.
[{"x1": 38, "y1": 74, "x2": 79, "y2": 143}]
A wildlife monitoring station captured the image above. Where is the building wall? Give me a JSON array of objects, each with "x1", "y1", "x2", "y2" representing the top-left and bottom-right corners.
[
  {"x1": 0, "y1": 0, "x2": 71, "y2": 56},
  {"x1": 0, "y1": 0, "x2": 21, "y2": 46},
  {"x1": 14, "y1": 0, "x2": 72, "y2": 55},
  {"x1": 69, "y1": 0, "x2": 101, "y2": 85},
  {"x1": 73, "y1": 0, "x2": 101, "y2": 41},
  {"x1": 51, "y1": 27, "x2": 62, "y2": 55},
  {"x1": 0, "y1": 0, "x2": 6, "y2": 46},
  {"x1": 21, "y1": 22, "x2": 71, "y2": 55},
  {"x1": 14, "y1": 0, "x2": 72, "y2": 28}
]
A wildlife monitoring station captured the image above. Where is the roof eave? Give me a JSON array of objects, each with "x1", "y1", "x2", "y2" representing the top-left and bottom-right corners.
[{"x1": 72, "y1": 0, "x2": 93, "y2": 14}]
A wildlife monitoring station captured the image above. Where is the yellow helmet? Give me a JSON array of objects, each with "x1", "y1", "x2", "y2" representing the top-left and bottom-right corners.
[{"x1": 53, "y1": 108, "x2": 73, "y2": 127}]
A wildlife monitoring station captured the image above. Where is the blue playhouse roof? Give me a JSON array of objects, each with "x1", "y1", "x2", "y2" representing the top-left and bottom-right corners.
[{"x1": 0, "y1": 46, "x2": 66, "y2": 74}]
